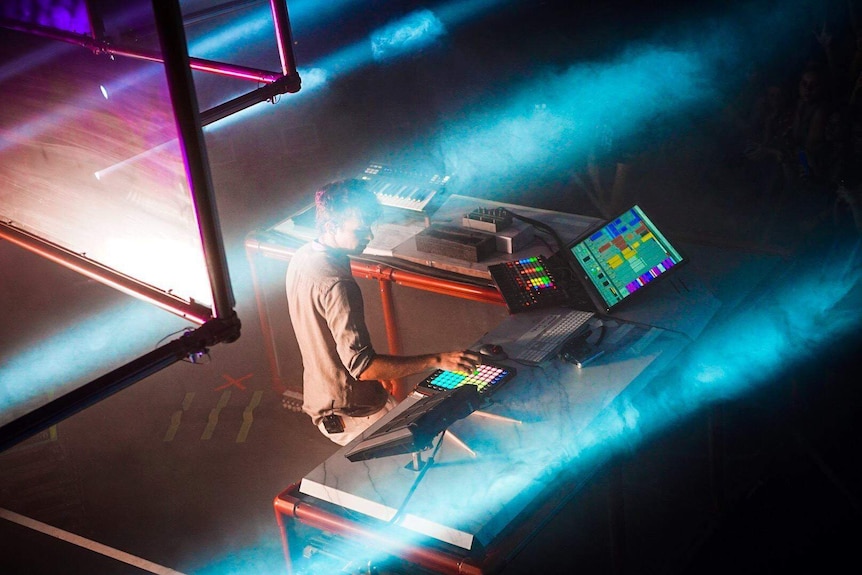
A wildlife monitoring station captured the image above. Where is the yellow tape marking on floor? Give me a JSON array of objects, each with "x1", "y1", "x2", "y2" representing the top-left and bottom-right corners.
[
  {"x1": 201, "y1": 390, "x2": 231, "y2": 440},
  {"x1": 163, "y1": 392, "x2": 195, "y2": 442},
  {"x1": 236, "y1": 390, "x2": 264, "y2": 443}
]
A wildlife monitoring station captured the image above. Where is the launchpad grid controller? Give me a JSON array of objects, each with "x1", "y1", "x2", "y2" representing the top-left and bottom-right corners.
[
  {"x1": 488, "y1": 255, "x2": 570, "y2": 313},
  {"x1": 418, "y1": 363, "x2": 516, "y2": 396}
]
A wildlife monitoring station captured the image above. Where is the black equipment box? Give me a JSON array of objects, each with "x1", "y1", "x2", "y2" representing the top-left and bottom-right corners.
[{"x1": 414, "y1": 224, "x2": 496, "y2": 262}]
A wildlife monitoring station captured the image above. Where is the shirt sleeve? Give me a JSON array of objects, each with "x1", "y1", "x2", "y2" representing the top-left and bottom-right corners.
[{"x1": 321, "y1": 278, "x2": 376, "y2": 379}]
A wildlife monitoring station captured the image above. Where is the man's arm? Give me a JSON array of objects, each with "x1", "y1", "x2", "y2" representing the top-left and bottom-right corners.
[{"x1": 358, "y1": 350, "x2": 481, "y2": 383}]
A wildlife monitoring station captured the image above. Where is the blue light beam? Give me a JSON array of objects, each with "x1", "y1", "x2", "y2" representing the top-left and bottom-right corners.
[
  {"x1": 370, "y1": 9, "x2": 447, "y2": 62},
  {"x1": 434, "y1": 43, "x2": 714, "y2": 195},
  {"x1": 0, "y1": 301, "x2": 195, "y2": 427}
]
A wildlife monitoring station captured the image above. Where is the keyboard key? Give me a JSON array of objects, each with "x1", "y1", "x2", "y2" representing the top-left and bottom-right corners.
[{"x1": 512, "y1": 309, "x2": 594, "y2": 364}]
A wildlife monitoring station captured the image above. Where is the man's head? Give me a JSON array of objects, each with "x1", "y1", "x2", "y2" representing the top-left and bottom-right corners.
[{"x1": 315, "y1": 179, "x2": 381, "y2": 253}]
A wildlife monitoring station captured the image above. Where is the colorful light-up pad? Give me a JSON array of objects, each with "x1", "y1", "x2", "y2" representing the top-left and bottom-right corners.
[
  {"x1": 418, "y1": 363, "x2": 516, "y2": 396},
  {"x1": 489, "y1": 254, "x2": 570, "y2": 313}
]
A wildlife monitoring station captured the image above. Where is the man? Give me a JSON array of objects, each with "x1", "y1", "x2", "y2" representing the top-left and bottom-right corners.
[{"x1": 285, "y1": 179, "x2": 482, "y2": 445}]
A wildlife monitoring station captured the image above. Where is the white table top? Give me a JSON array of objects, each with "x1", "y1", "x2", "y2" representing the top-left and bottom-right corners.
[{"x1": 299, "y1": 318, "x2": 691, "y2": 551}]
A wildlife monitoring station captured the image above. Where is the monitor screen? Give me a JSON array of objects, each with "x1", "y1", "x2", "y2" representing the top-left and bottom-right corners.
[{"x1": 569, "y1": 205, "x2": 685, "y2": 311}]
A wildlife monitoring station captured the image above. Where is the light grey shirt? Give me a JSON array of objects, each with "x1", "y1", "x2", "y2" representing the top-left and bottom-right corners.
[{"x1": 285, "y1": 241, "x2": 387, "y2": 425}]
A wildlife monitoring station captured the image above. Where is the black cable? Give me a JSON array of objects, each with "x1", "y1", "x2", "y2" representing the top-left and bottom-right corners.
[
  {"x1": 388, "y1": 432, "x2": 446, "y2": 525},
  {"x1": 155, "y1": 327, "x2": 194, "y2": 347},
  {"x1": 507, "y1": 209, "x2": 568, "y2": 253},
  {"x1": 155, "y1": 327, "x2": 213, "y2": 364},
  {"x1": 507, "y1": 208, "x2": 583, "y2": 285},
  {"x1": 533, "y1": 234, "x2": 556, "y2": 253},
  {"x1": 592, "y1": 321, "x2": 607, "y2": 346}
]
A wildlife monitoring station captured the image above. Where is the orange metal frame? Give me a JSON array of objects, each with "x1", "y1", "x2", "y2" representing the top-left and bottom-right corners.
[
  {"x1": 272, "y1": 464, "x2": 603, "y2": 575},
  {"x1": 273, "y1": 483, "x2": 488, "y2": 575},
  {"x1": 349, "y1": 260, "x2": 505, "y2": 399},
  {"x1": 244, "y1": 233, "x2": 506, "y2": 396}
]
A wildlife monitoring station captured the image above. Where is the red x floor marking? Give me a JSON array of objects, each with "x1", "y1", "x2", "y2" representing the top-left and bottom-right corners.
[{"x1": 215, "y1": 372, "x2": 253, "y2": 391}]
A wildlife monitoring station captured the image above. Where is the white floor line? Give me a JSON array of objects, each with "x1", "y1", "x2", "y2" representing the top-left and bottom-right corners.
[{"x1": 0, "y1": 507, "x2": 187, "y2": 575}]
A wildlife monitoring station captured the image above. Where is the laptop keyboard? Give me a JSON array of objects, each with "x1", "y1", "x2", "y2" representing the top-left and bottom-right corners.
[{"x1": 511, "y1": 309, "x2": 594, "y2": 364}]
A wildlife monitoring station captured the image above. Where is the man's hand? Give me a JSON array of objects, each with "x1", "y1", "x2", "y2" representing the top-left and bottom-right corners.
[
  {"x1": 437, "y1": 349, "x2": 482, "y2": 373},
  {"x1": 359, "y1": 349, "x2": 483, "y2": 383}
]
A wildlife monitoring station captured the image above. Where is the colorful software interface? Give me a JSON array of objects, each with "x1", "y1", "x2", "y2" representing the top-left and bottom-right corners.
[
  {"x1": 420, "y1": 364, "x2": 515, "y2": 396},
  {"x1": 569, "y1": 205, "x2": 684, "y2": 308}
]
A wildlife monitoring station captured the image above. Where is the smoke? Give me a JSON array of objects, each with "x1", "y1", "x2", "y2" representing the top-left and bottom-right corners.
[
  {"x1": 436, "y1": 43, "x2": 714, "y2": 194},
  {"x1": 370, "y1": 9, "x2": 447, "y2": 62},
  {"x1": 0, "y1": 301, "x2": 195, "y2": 427},
  {"x1": 632, "y1": 236, "x2": 861, "y2": 451},
  {"x1": 432, "y1": 0, "x2": 845, "y2": 197}
]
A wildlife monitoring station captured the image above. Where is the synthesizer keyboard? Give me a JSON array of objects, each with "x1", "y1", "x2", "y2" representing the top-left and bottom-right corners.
[{"x1": 360, "y1": 163, "x2": 450, "y2": 213}]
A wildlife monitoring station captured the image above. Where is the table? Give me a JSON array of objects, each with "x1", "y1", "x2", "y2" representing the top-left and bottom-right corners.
[
  {"x1": 256, "y1": 194, "x2": 743, "y2": 573},
  {"x1": 274, "y1": 316, "x2": 692, "y2": 573}
]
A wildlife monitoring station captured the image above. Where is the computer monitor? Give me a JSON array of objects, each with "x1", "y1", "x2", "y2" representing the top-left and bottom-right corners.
[{"x1": 567, "y1": 204, "x2": 686, "y2": 313}]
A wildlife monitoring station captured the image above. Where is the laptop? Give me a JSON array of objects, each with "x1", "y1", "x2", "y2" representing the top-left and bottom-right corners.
[{"x1": 490, "y1": 204, "x2": 686, "y2": 315}]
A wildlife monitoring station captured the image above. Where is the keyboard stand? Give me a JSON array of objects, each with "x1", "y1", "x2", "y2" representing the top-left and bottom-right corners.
[{"x1": 408, "y1": 450, "x2": 429, "y2": 472}]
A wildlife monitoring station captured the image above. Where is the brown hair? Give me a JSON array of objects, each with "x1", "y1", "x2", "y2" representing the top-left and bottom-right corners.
[{"x1": 314, "y1": 179, "x2": 381, "y2": 233}]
